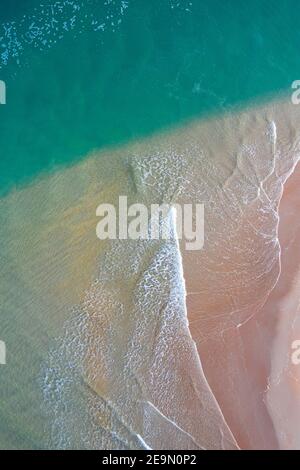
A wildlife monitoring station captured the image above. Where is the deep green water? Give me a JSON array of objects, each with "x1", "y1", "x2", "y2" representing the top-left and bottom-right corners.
[{"x1": 0, "y1": 0, "x2": 300, "y2": 195}]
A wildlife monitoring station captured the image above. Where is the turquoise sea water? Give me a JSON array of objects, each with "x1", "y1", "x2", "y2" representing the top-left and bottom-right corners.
[
  {"x1": 0, "y1": 0, "x2": 300, "y2": 195},
  {"x1": 1, "y1": 0, "x2": 300, "y2": 450}
]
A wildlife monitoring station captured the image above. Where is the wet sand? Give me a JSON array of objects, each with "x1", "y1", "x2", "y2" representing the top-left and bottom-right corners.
[
  {"x1": 265, "y1": 161, "x2": 300, "y2": 449},
  {"x1": 184, "y1": 103, "x2": 300, "y2": 449},
  {"x1": 0, "y1": 96, "x2": 299, "y2": 449}
]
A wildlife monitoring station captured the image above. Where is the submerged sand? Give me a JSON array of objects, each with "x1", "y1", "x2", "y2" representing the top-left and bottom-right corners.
[{"x1": 0, "y1": 95, "x2": 299, "y2": 449}]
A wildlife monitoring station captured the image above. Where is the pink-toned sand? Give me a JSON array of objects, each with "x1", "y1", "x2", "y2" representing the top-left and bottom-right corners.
[{"x1": 186, "y1": 158, "x2": 300, "y2": 449}]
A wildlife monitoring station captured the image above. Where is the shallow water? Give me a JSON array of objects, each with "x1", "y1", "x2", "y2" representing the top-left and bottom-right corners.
[{"x1": 1, "y1": 0, "x2": 300, "y2": 450}]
